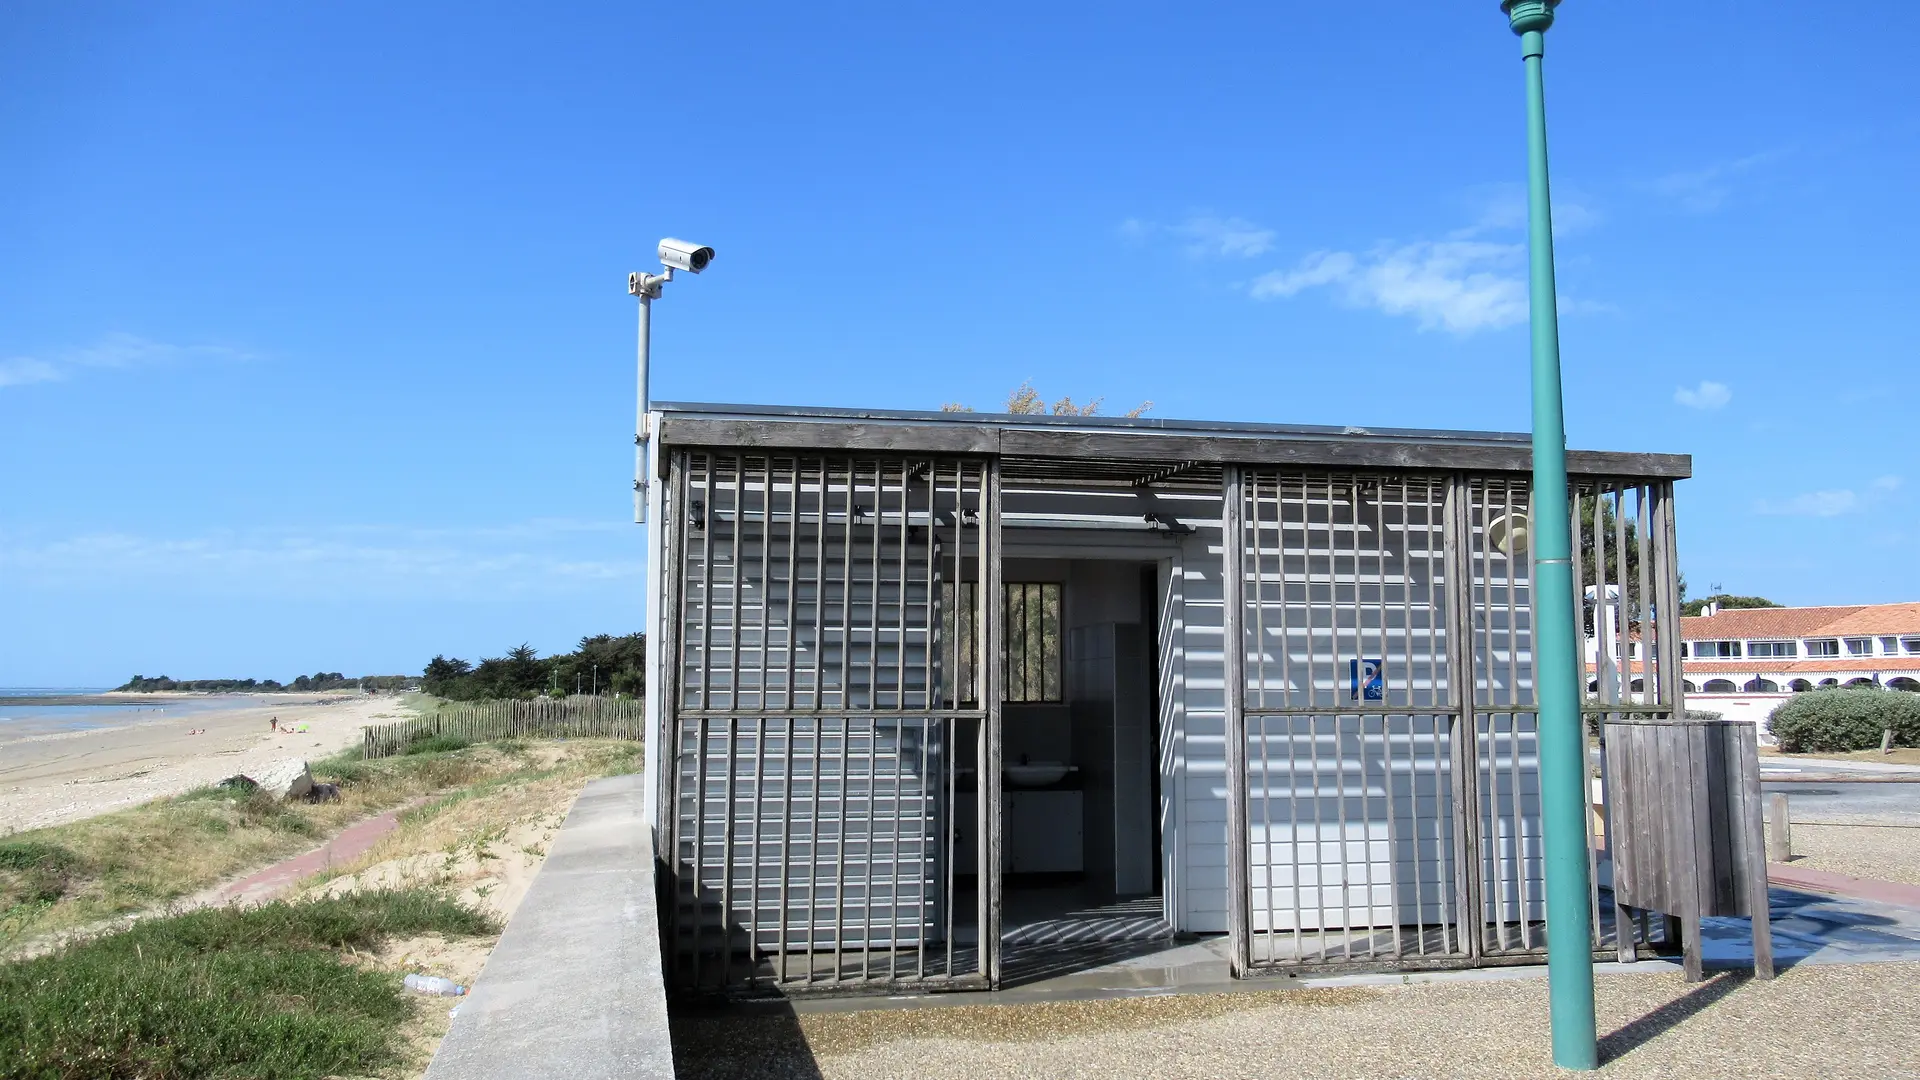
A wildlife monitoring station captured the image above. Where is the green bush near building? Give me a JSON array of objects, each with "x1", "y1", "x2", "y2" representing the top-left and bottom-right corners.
[{"x1": 1768, "y1": 688, "x2": 1920, "y2": 753}]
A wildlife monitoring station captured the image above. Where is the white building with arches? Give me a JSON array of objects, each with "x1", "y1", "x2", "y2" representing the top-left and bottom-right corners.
[{"x1": 1676, "y1": 602, "x2": 1920, "y2": 735}]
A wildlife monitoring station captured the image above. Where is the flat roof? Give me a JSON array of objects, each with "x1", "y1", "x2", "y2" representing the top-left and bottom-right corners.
[{"x1": 652, "y1": 401, "x2": 1692, "y2": 481}]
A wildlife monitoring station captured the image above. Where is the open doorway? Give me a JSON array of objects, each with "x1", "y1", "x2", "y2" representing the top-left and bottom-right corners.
[{"x1": 994, "y1": 557, "x2": 1173, "y2": 978}]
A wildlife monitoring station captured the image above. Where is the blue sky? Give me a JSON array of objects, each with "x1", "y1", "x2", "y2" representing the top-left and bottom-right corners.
[{"x1": 3, "y1": 2, "x2": 1915, "y2": 686}]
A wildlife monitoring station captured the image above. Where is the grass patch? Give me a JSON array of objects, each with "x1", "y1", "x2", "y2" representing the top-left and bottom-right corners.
[
  {"x1": 0, "y1": 842, "x2": 87, "y2": 907},
  {"x1": 0, "y1": 889, "x2": 493, "y2": 1080},
  {"x1": 1, "y1": 740, "x2": 641, "y2": 952},
  {"x1": 404, "y1": 733, "x2": 473, "y2": 755}
]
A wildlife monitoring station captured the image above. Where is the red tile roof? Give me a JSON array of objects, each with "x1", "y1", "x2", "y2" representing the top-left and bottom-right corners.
[
  {"x1": 1677, "y1": 658, "x2": 1920, "y2": 674},
  {"x1": 1679, "y1": 602, "x2": 1920, "y2": 640}
]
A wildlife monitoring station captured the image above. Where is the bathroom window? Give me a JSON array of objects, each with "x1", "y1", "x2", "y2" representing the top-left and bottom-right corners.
[
  {"x1": 938, "y1": 582, "x2": 980, "y2": 708},
  {"x1": 1004, "y1": 582, "x2": 1064, "y2": 703}
]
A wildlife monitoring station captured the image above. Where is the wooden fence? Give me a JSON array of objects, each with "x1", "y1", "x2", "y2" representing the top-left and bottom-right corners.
[{"x1": 363, "y1": 695, "x2": 646, "y2": 758}]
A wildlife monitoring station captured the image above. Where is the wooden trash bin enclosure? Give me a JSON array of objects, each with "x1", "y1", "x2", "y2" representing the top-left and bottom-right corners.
[{"x1": 1602, "y1": 716, "x2": 1774, "y2": 981}]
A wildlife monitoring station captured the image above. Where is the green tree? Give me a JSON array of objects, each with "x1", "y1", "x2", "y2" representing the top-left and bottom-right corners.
[{"x1": 1682, "y1": 594, "x2": 1782, "y2": 617}]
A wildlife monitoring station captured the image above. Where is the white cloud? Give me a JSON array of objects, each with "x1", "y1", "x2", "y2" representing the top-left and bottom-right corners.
[
  {"x1": 1121, "y1": 213, "x2": 1274, "y2": 259},
  {"x1": 1458, "y1": 184, "x2": 1599, "y2": 239},
  {"x1": 1646, "y1": 150, "x2": 1785, "y2": 212},
  {"x1": 1248, "y1": 251, "x2": 1356, "y2": 298},
  {"x1": 1674, "y1": 380, "x2": 1732, "y2": 410},
  {"x1": 0, "y1": 357, "x2": 62, "y2": 388},
  {"x1": 1557, "y1": 295, "x2": 1617, "y2": 317},
  {"x1": 1756, "y1": 490, "x2": 1861, "y2": 517},
  {"x1": 1252, "y1": 241, "x2": 1528, "y2": 334},
  {"x1": 0, "y1": 333, "x2": 253, "y2": 390},
  {"x1": 0, "y1": 521, "x2": 637, "y2": 601},
  {"x1": 1754, "y1": 474, "x2": 1905, "y2": 518},
  {"x1": 1172, "y1": 214, "x2": 1274, "y2": 259}
]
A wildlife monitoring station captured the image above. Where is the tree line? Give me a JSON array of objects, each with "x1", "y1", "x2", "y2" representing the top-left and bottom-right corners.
[
  {"x1": 114, "y1": 672, "x2": 417, "y2": 693},
  {"x1": 422, "y1": 634, "x2": 645, "y2": 702}
]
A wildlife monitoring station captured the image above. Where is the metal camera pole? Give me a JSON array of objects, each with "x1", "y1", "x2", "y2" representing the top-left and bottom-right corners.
[
  {"x1": 629, "y1": 238, "x2": 716, "y2": 525},
  {"x1": 1500, "y1": 0, "x2": 1597, "y2": 1069},
  {"x1": 629, "y1": 267, "x2": 672, "y2": 525}
]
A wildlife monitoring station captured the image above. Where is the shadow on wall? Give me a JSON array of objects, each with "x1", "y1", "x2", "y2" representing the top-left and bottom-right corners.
[{"x1": 669, "y1": 1001, "x2": 826, "y2": 1080}]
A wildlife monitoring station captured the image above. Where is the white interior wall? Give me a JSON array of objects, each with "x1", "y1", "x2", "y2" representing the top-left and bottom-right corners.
[{"x1": 1173, "y1": 521, "x2": 1231, "y2": 932}]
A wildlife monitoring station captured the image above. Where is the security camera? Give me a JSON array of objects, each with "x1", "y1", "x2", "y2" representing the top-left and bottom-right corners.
[{"x1": 658, "y1": 238, "x2": 715, "y2": 274}]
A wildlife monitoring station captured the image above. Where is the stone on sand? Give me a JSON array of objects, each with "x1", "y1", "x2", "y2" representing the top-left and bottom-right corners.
[{"x1": 252, "y1": 759, "x2": 314, "y2": 801}]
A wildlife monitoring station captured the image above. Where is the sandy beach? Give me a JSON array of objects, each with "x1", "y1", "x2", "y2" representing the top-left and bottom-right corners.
[{"x1": 0, "y1": 694, "x2": 406, "y2": 833}]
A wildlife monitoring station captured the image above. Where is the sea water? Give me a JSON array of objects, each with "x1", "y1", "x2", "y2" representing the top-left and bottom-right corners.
[{"x1": 0, "y1": 688, "x2": 269, "y2": 741}]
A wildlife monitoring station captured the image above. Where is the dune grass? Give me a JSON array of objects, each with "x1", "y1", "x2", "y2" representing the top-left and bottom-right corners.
[
  {"x1": 0, "y1": 740, "x2": 641, "y2": 951},
  {"x1": 0, "y1": 889, "x2": 495, "y2": 1080}
]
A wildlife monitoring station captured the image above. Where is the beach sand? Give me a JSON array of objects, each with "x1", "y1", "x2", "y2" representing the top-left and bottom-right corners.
[{"x1": 0, "y1": 694, "x2": 406, "y2": 833}]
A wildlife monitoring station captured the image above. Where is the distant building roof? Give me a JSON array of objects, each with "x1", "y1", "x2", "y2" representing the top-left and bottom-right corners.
[{"x1": 1680, "y1": 602, "x2": 1920, "y2": 640}]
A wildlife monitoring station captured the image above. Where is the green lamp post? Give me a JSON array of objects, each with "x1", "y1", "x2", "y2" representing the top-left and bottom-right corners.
[{"x1": 1500, "y1": 0, "x2": 1598, "y2": 1070}]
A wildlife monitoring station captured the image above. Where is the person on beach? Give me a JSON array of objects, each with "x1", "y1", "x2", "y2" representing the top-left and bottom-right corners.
[{"x1": 270, "y1": 715, "x2": 278, "y2": 732}]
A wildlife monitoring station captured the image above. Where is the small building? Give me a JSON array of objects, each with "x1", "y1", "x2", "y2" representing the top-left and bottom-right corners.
[
  {"x1": 638, "y1": 402, "x2": 1692, "y2": 995},
  {"x1": 1678, "y1": 603, "x2": 1920, "y2": 733}
]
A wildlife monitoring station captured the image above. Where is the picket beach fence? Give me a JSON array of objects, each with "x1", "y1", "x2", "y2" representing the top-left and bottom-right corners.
[{"x1": 362, "y1": 695, "x2": 646, "y2": 758}]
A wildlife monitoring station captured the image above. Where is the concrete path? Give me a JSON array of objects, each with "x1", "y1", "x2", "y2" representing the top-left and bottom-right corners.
[
  {"x1": 426, "y1": 772, "x2": 673, "y2": 1080},
  {"x1": 1700, "y1": 884, "x2": 1920, "y2": 970},
  {"x1": 1762, "y1": 779, "x2": 1920, "y2": 824},
  {"x1": 1760, "y1": 756, "x2": 1920, "y2": 780},
  {"x1": 782, "y1": 882, "x2": 1920, "y2": 1017}
]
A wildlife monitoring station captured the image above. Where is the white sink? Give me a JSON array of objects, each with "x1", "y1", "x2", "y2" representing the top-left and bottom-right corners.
[{"x1": 1005, "y1": 763, "x2": 1074, "y2": 788}]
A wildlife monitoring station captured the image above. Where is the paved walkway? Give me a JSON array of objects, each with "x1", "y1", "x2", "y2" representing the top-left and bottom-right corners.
[
  {"x1": 1760, "y1": 756, "x2": 1920, "y2": 781},
  {"x1": 782, "y1": 880, "x2": 1920, "y2": 1017},
  {"x1": 212, "y1": 805, "x2": 409, "y2": 904},
  {"x1": 1768, "y1": 861, "x2": 1920, "y2": 907},
  {"x1": 426, "y1": 772, "x2": 673, "y2": 1080}
]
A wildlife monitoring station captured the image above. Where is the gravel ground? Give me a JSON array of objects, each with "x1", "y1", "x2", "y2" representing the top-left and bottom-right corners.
[
  {"x1": 671, "y1": 962, "x2": 1920, "y2": 1079},
  {"x1": 1775, "y1": 820, "x2": 1920, "y2": 886}
]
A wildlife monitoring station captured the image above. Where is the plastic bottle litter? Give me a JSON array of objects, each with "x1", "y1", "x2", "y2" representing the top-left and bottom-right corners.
[{"x1": 404, "y1": 973, "x2": 467, "y2": 997}]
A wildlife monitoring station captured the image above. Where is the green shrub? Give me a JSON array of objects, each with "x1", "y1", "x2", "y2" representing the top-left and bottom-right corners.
[
  {"x1": 312, "y1": 747, "x2": 372, "y2": 786},
  {"x1": 0, "y1": 842, "x2": 86, "y2": 907},
  {"x1": 1768, "y1": 688, "x2": 1920, "y2": 753},
  {"x1": 404, "y1": 733, "x2": 473, "y2": 755},
  {"x1": 0, "y1": 890, "x2": 494, "y2": 1080}
]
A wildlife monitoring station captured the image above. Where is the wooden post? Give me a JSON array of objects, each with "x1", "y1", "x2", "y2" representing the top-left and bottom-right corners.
[
  {"x1": 1883, "y1": 728, "x2": 1896, "y2": 755},
  {"x1": 1221, "y1": 466, "x2": 1250, "y2": 977},
  {"x1": 1742, "y1": 734, "x2": 1776, "y2": 980},
  {"x1": 1767, "y1": 793, "x2": 1791, "y2": 864},
  {"x1": 1443, "y1": 474, "x2": 1484, "y2": 960}
]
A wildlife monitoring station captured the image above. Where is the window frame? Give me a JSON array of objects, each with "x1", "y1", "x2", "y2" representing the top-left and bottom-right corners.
[
  {"x1": 1749, "y1": 640, "x2": 1798, "y2": 659},
  {"x1": 1804, "y1": 638, "x2": 1841, "y2": 658},
  {"x1": 1002, "y1": 581, "x2": 1065, "y2": 704},
  {"x1": 1688, "y1": 639, "x2": 1741, "y2": 659}
]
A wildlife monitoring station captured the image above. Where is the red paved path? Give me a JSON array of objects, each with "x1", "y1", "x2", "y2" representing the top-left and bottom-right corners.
[
  {"x1": 216, "y1": 807, "x2": 407, "y2": 904},
  {"x1": 1768, "y1": 862, "x2": 1920, "y2": 908}
]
